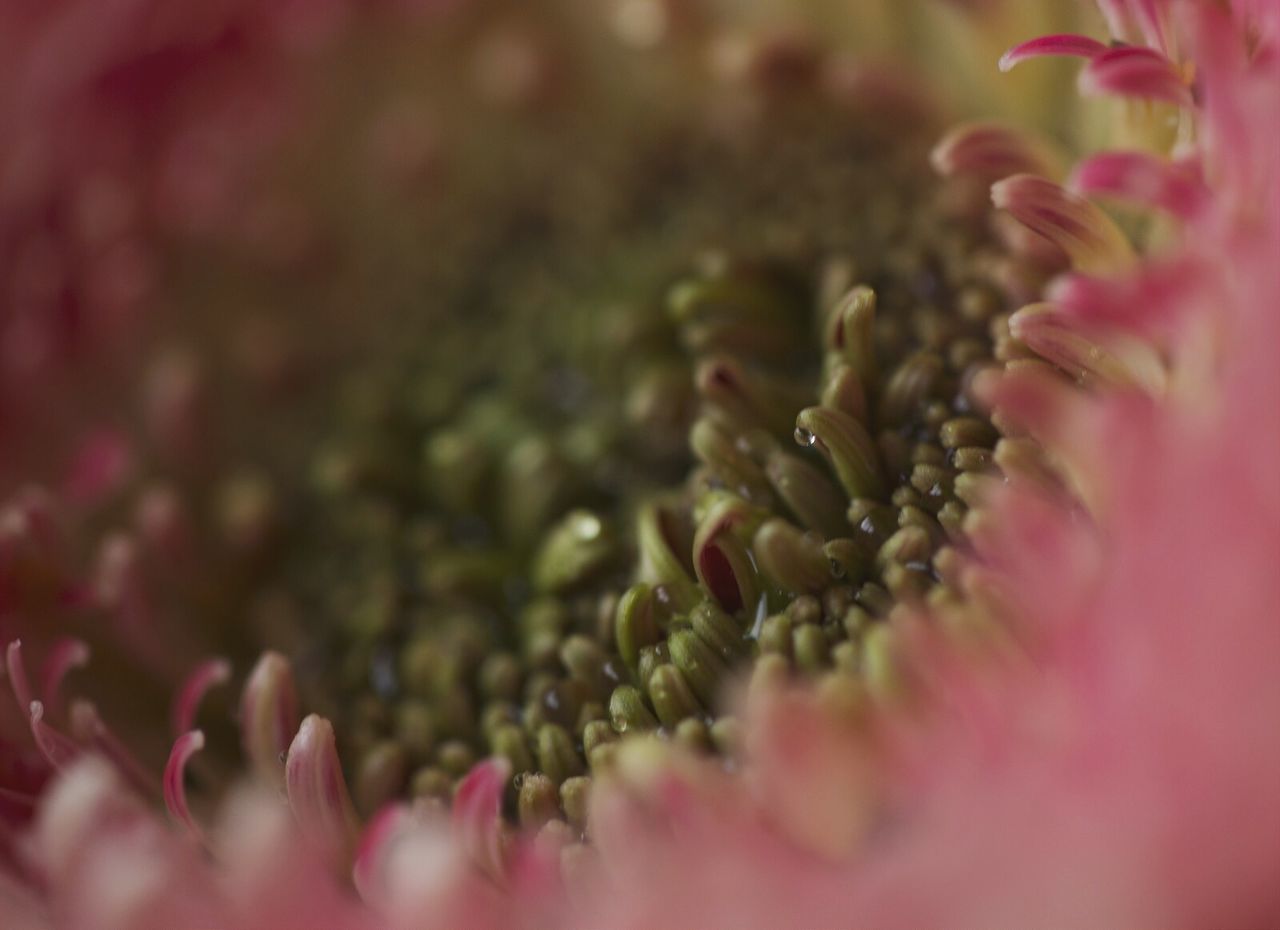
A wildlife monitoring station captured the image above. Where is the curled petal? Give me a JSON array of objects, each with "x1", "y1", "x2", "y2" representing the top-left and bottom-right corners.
[
  {"x1": 694, "y1": 497, "x2": 764, "y2": 615},
  {"x1": 285, "y1": 714, "x2": 360, "y2": 863},
  {"x1": 764, "y1": 450, "x2": 848, "y2": 539},
  {"x1": 1069, "y1": 150, "x2": 1208, "y2": 219},
  {"x1": 164, "y1": 730, "x2": 206, "y2": 843},
  {"x1": 992, "y1": 174, "x2": 1135, "y2": 275},
  {"x1": 240, "y1": 650, "x2": 299, "y2": 790},
  {"x1": 171, "y1": 657, "x2": 231, "y2": 739},
  {"x1": 689, "y1": 417, "x2": 774, "y2": 504},
  {"x1": 794, "y1": 406, "x2": 885, "y2": 499},
  {"x1": 636, "y1": 503, "x2": 701, "y2": 612},
  {"x1": 1079, "y1": 46, "x2": 1194, "y2": 107},
  {"x1": 695, "y1": 356, "x2": 804, "y2": 437},
  {"x1": 40, "y1": 637, "x2": 90, "y2": 718},
  {"x1": 823, "y1": 285, "x2": 877, "y2": 386},
  {"x1": 998, "y1": 33, "x2": 1108, "y2": 72},
  {"x1": 452, "y1": 757, "x2": 511, "y2": 881},
  {"x1": 752, "y1": 519, "x2": 830, "y2": 595},
  {"x1": 931, "y1": 121, "x2": 1064, "y2": 181}
]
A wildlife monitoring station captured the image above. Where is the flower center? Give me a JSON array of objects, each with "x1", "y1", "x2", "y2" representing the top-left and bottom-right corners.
[{"x1": 273, "y1": 69, "x2": 1027, "y2": 828}]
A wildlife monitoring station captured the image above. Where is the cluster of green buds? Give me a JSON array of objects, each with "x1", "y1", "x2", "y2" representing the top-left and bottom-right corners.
[{"x1": 274, "y1": 71, "x2": 1067, "y2": 836}]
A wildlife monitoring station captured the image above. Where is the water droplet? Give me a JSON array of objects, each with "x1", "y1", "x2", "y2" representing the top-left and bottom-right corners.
[
  {"x1": 794, "y1": 426, "x2": 815, "y2": 447},
  {"x1": 573, "y1": 512, "x2": 603, "y2": 540}
]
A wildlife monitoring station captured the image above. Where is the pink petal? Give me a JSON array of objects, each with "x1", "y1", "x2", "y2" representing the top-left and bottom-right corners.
[
  {"x1": 931, "y1": 122, "x2": 1063, "y2": 181},
  {"x1": 1079, "y1": 46, "x2": 1193, "y2": 107},
  {"x1": 170, "y1": 657, "x2": 231, "y2": 739},
  {"x1": 285, "y1": 714, "x2": 360, "y2": 864},
  {"x1": 1070, "y1": 151, "x2": 1208, "y2": 218},
  {"x1": 452, "y1": 757, "x2": 511, "y2": 881},
  {"x1": 991, "y1": 174, "x2": 1135, "y2": 275},
  {"x1": 239, "y1": 650, "x2": 299, "y2": 790},
  {"x1": 163, "y1": 730, "x2": 206, "y2": 843},
  {"x1": 352, "y1": 802, "x2": 413, "y2": 904},
  {"x1": 1047, "y1": 257, "x2": 1205, "y2": 335},
  {"x1": 1008, "y1": 304, "x2": 1164, "y2": 392},
  {"x1": 998, "y1": 34, "x2": 1109, "y2": 73}
]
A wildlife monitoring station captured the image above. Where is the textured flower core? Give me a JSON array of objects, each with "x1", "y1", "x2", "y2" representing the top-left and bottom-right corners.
[{"x1": 271, "y1": 58, "x2": 1044, "y2": 825}]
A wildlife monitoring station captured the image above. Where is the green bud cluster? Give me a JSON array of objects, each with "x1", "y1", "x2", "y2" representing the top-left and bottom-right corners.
[{"x1": 276, "y1": 74, "x2": 1035, "y2": 837}]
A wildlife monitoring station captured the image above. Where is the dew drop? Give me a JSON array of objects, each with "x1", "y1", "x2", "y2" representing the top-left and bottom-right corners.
[{"x1": 794, "y1": 426, "x2": 815, "y2": 447}]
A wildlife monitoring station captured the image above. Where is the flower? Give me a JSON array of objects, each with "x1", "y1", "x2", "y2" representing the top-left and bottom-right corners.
[{"x1": 2, "y1": 1, "x2": 1279, "y2": 928}]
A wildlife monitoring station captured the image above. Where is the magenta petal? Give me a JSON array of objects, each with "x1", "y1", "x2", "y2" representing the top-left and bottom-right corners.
[
  {"x1": 998, "y1": 34, "x2": 1109, "y2": 73},
  {"x1": 1079, "y1": 46, "x2": 1194, "y2": 107}
]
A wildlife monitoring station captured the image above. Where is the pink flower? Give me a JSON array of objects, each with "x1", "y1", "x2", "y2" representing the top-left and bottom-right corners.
[{"x1": 2, "y1": 1, "x2": 1278, "y2": 928}]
